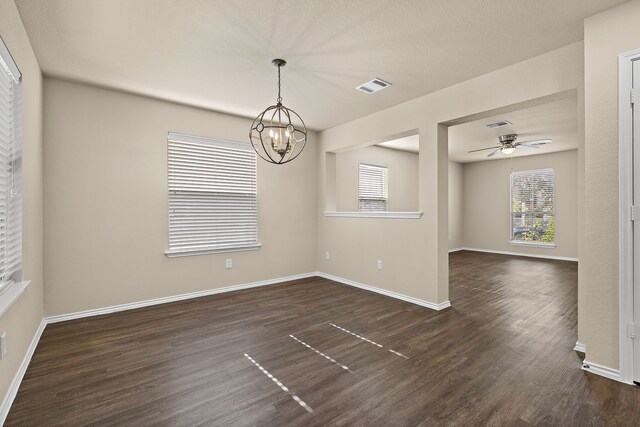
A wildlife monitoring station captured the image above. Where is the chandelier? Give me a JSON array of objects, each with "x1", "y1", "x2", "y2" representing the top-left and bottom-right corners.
[{"x1": 250, "y1": 59, "x2": 307, "y2": 164}]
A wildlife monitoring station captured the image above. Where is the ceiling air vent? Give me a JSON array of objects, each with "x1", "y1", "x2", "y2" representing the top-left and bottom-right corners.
[
  {"x1": 356, "y1": 78, "x2": 392, "y2": 94},
  {"x1": 485, "y1": 120, "x2": 512, "y2": 129}
]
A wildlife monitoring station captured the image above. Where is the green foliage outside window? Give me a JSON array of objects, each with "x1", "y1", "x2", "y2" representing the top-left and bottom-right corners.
[{"x1": 511, "y1": 169, "x2": 554, "y2": 243}]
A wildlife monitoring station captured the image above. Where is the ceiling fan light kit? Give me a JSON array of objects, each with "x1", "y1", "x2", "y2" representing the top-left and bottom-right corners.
[
  {"x1": 249, "y1": 59, "x2": 307, "y2": 165},
  {"x1": 468, "y1": 133, "x2": 551, "y2": 157},
  {"x1": 498, "y1": 134, "x2": 517, "y2": 154}
]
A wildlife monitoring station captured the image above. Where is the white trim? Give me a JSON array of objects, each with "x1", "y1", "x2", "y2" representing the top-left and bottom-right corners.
[
  {"x1": 0, "y1": 281, "x2": 30, "y2": 317},
  {"x1": 448, "y1": 247, "x2": 464, "y2": 253},
  {"x1": 508, "y1": 240, "x2": 557, "y2": 248},
  {"x1": 574, "y1": 341, "x2": 586, "y2": 353},
  {"x1": 316, "y1": 272, "x2": 451, "y2": 311},
  {"x1": 0, "y1": 36, "x2": 21, "y2": 83},
  {"x1": 323, "y1": 211, "x2": 423, "y2": 219},
  {"x1": 165, "y1": 243, "x2": 261, "y2": 258},
  {"x1": 0, "y1": 319, "x2": 46, "y2": 425},
  {"x1": 460, "y1": 247, "x2": 577, "y2": 262},
  {"x1": 581, "y1": 360, "x2": 631, "y2": 384},
  {"x1": 618, "y1": 47, "x2": 640, "y2": 385},
  {"x1": 46, "y1": 272, "x2": 316, "y2": 323}
]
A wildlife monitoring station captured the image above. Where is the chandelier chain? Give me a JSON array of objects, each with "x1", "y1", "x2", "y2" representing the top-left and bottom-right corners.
[{"x1": 277, "y1": 65, "x2": 282, "y2": 104}]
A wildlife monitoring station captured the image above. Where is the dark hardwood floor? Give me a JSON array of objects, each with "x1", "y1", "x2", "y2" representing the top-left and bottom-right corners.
[{"x1": 7, "y1": 251, "x2": 640, "y2": 425}]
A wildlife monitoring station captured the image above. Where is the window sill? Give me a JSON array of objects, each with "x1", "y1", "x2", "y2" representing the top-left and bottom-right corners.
[
  {"x1": 508, "y1": 240, "x2": 557, "y2": 249},
  {"x1": 323, "y1": 211, "x2": 423, "y2": 219},
  {"x1": 165, "y1": 243, "x2": 261, "y2": 258},
  {"x1": 0, "y1": 280, "x2": 31, "y2": 317}
]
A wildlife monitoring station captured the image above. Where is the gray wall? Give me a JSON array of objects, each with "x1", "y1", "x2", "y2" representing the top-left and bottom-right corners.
[
  {"x1": 462, "y1": 150, "x2": 578, "y2": 259},
  {"x1": 0, "y1": 0, "x2": 44, "y2": 406},
  {"x1": 335, "y1": 145, "x2": 419, "y2": 212},
  {"x1": 43, "y1": 78, "x2": 318, "y2": 316}
]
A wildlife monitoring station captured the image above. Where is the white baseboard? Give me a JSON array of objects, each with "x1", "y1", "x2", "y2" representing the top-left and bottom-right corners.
[
  {"x1": 574, "y1": 341, "x2": 586, "y2": 353},
  {"x1": 460, "y1": 247, "x2": 578, "y2": 262},
  {"x1": 317, "y1": 272, "x2": 451, "y2": 311},
  {"x1": 581, "y1": 360, "x2": 631, "y2": 384},
  {"x1": 0, "y1": 319, "x2": 47, "y2": 425},
  {"x1": 46, "y1": 272, "x2": 317, "y2": 323},
  {"x1": 448, "y1": 248, "x2": 464, "y2": 253}
]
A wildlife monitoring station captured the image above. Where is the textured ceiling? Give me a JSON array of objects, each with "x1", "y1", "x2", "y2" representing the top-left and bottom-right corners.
[
  {"x1": 373, "y1": 95, "x2": 577, "y2": 163},
  {"x1": 448, "y1": 96, "x2": 578, "y2": 163},
  {"x1": 15, "y1": 0, "x2": 625, "y2": 130}
]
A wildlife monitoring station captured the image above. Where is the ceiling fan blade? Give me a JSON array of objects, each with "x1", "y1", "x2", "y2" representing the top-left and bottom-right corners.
[
  {"x1": 517, "y1": 138, "x2": 551, "y2": 146},
  {"x1": 487, "y1": 148, "x2": 502, "y2": 157},
  {"x1": 468, "y1": 146, "x2": 501, "y2": 153},
  {"x1": 516, "y1": 143, "x2": 540, "y2": 149}
]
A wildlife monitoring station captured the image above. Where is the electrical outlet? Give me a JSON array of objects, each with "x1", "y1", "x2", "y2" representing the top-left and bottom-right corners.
[
  {"x1": 0, "y1": 332, "x2": 6, "y2": 359},
  {"x1": 325, "y1": 251, "x2": 330, "y2": 260},
  {"x1": 225, "y1": 259, "x2": 232, "y2": 269},
  {"x1": 377, "y1": 260, "x2": 383, "y2": 270}
]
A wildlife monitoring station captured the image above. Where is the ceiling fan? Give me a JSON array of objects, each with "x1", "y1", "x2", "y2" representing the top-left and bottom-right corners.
[{"x1": 468, "y1": 134, "x2": 551, "y2": 157}]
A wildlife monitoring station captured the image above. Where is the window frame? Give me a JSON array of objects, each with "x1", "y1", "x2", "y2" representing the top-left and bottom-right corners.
[
  {"x1": 358, "y1": 162, "x2": 388, "y2": 212},
  {"x1": 509, "y1": 167, "x2": 556, "y2": 248},
  {"x1": 0, "y1": 36, "x2": 29, "y2": 317},
  {"x1": 165, "y1": 132, "x2": 260, "y2": 258}
]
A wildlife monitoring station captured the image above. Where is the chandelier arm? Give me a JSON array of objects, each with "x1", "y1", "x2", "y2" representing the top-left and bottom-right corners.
[
  {"x1": 287, "y1": 109, "x2": 307, "y2": 151},
  {"x1": 281, "y1": 106, "x2": 292, "y2": 123},
  {"x1": 259, "y1": 133, "x2": 279, "y2": 164},
  {"x1": 252, "y1": 110, "x2": 280, "y2": 164},
  {"x1": 256, "y1": 134, "x2": 280, "y2": 164},
  {"x1": 259, "y1": 124, "x2": 280, "y2": 164}
]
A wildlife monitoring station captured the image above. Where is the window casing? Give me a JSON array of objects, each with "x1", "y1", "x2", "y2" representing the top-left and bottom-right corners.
[
  {"x1": 358, "y1": 163, "x2": 388, "y2": 212},
  {"x1": 510, "y1": 168, "x2": 554, "y2": 244},
  {"x1": 166, "y1": 132, "x2": 259, "y2": 257},
  {"x1": 0, "y1": 38, "x2": 22, "y2": 296}
]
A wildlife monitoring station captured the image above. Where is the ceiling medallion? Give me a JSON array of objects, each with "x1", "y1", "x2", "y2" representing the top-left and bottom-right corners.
[{"x1": 249, "y1": 59, "x2": 307, "y2": 164}]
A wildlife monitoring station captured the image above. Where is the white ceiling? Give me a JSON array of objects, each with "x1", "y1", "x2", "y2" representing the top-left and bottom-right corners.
[
  {"x1": 448, "y1": 96, "x2": 578, "y2": 163},
  {"x1": 15, "y1": 0, "x2": 625, "y2": 130},
  {"x1": 375, "y1": 95, "x2": 577, "y2": 162}
]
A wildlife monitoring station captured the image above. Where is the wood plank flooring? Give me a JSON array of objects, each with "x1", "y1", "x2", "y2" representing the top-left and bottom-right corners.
[{"x1": 6, "y1": 250, "x2": 640, "y2": 425}]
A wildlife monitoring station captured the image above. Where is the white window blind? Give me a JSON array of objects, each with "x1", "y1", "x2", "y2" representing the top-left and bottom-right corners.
[
  {"x1": 358, "y1": 163, "x2": 388, "y2": 212},
  {"x1": 510, "y1": 168, "x2": 554, "y2": 243},
  {"x1": 0, "y1": 37, "x2": 22, "y2": 296},
  {"x1": 167, "y1": 132, "x2": 259, "y2": 257}
]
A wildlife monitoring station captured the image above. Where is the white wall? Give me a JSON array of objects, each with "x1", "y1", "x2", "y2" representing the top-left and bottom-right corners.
[
  {"x1": 335, "y1": 145, "x2": 418, "y2": 212},
  {"x1": 0, "y1": 0, "x2": 44, "y2": 407},
  {"x1": 448, "y1": 161, "x2": 463, "y2": 250},
  {"x1": 462, "y1": 150, "x2": 578, "y2": 259},
  {"x1": 43, "y1": 79, "x2": 317, "y2": 316}
]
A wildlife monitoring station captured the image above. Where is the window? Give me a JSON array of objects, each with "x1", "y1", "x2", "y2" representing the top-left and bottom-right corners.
[
  {"x1": 358, "y1": 162, "x2": 388, "y2": 212},
  {"x1": 0, "y1": 37, "x2": 23, "y2": 296},
  {"x1": 166, "y1": 132, "x2": 259, "y2": 257},
  {"x1": 510, "y1": 168, "x2": 554, "y2": 244}
]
